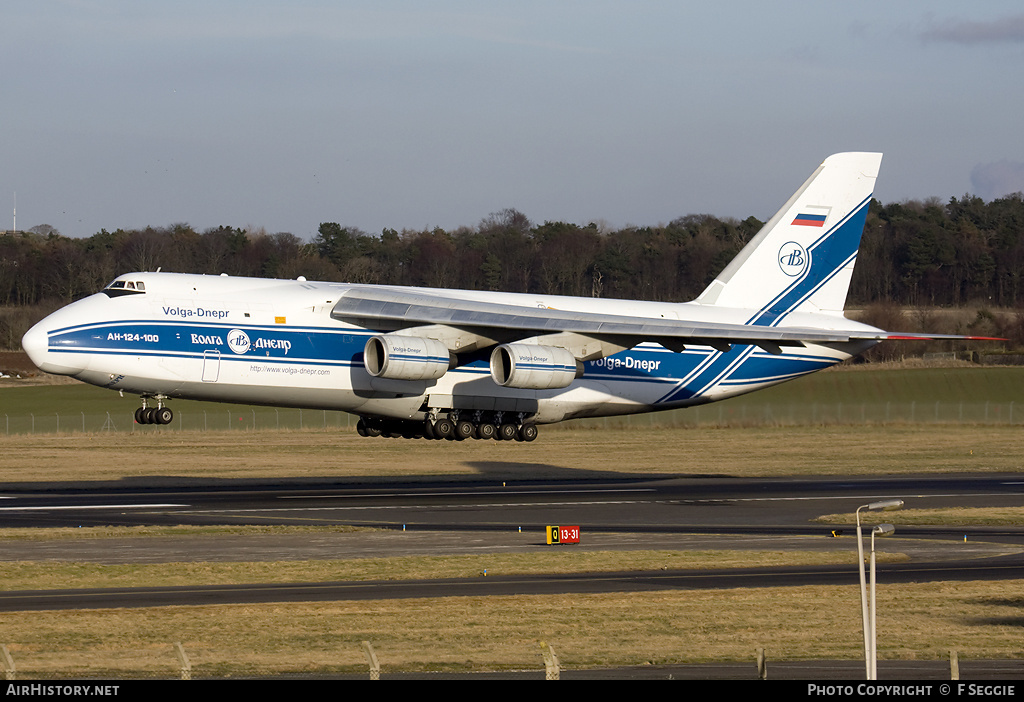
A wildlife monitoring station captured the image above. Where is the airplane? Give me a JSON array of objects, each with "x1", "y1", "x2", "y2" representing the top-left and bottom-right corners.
[{"x1": 20, "y1": 152, "x2": 986, "y2": 442}]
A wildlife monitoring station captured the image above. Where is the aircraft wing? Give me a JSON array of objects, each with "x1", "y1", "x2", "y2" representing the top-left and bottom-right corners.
[{"x1": 330, "y1": 286, "x2": 894, "y2": 354}]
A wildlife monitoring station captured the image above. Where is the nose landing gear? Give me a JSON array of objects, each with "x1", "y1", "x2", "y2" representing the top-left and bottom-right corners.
[{"x1": 135, "y1": 397, "x2": 173, "y2": 425}]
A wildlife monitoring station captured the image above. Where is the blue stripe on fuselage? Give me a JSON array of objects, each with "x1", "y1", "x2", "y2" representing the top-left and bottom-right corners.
[
  {"x1": 44, "y1": 316, "x2": 841, "y2": 405},
  {"x1": 45, "y1": 320, "x2": 372, "y2": 366}
]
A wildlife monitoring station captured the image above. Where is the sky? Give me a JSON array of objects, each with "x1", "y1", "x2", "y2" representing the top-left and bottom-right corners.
[{"x1": 3, "y1": 2, "x2": 1024, "y2": 241}]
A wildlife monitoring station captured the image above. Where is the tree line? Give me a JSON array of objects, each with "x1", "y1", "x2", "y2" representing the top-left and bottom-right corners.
[{"x1": 2, "y1": 194, "x2": 1023, "y2": 350}]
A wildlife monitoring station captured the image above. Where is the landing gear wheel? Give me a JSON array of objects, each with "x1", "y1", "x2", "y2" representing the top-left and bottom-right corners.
[
  {"x1": 498, "y1": 423, "x2": 518, "y2": 441},
  {"x1": 476, "y1": 423, "x2": 497, "y2": 440},
  {"x1": 455, "y1": 420, "x2": 475, "y2": 441},
  {"x1": 518, "y1": 423, "x2": 538, "y2": 442},
  {"x1": 154, "y1": 407, "x2": 173, "y2": 425},
  {"x1": 434, "y1": 418, "x2": 455, "y2": 440},
  {"x1": 134, "y1": 407, "x2": 147, "y2": 424}
]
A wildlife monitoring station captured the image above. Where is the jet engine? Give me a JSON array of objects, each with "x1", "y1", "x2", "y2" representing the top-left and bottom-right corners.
[
  {"x1": 489, "y1": 343, "x2": 583, "y2": 389},
  {"x1": 364, "y1": 335, "x2": 455, "y2": 381}
]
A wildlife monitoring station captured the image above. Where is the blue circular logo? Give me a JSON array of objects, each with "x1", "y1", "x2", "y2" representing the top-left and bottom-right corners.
[
  {"x1": 778, "y1": 242, "x2": 809, "y2": 277},
  {"x1": 226, "y1": 329, "x2": 251, "y2": 354}
]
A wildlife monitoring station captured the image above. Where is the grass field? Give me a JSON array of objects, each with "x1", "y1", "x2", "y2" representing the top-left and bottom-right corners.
[
  {"x1": 0, "y1": 364, "x2": 1021, "y2": 485},
  {"x1": 3, "y1": 580, "x2": 1023, "y2": 677},
  {"x1": 0, "y1": 365, "x2": 1022, "y2": 676},
  {"x1": 2, "y1": 362, "x2": 1024, "y2": 436},
  {"x1": 0, "y1": 547, "x2": 866, "y2": 591},
  {"x1": 0, "y1": 424, "x2": 1017, "y2": 485}
]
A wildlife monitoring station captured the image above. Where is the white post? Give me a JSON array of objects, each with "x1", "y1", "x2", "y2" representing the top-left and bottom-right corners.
[
  {"x1": 173, "y1": 642, "x2": 191, "y2": 680},
  {"x1": 869, "y1": 523, "x2": 896, "y2": 680},
  {"x1": 540, "y1": 641, "x2": 560, "y2": 680},
  {"x1": 1, "y1": 644, "x2": 15, "y2": 680},
  {"x1": 869, "y1": 537, "x2": 878, "y2": 680},
  {"x1": 856, "y1": 507, "x2": 870, "y2": 678},
  {"x1": 361, "y1": 641, "x2": 380, "y2": 680}
]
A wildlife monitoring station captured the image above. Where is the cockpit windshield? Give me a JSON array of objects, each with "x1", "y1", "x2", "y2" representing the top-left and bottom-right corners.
[{"x1": 102, "y1": 279, "x2": 147, "y2": 297}]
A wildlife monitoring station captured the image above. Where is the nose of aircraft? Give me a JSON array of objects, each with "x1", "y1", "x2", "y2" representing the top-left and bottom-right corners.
[
  {"x1": 22, "y1": 317, "x2": 86, "y2": 376},
  {"x1": 20, "y1": 321, "x2": 48, "y2": 368}
]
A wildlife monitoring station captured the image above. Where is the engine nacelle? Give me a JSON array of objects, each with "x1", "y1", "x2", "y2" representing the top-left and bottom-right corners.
[
  {"x1": 364, "y1": 335, "x2": 454, "y2": 381},
  {"x1": 490, "y1": 343, "x2": 582, "y2": 389}
]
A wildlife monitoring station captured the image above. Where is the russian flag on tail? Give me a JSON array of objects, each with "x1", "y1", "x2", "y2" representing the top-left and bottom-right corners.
[{"x1": 791, "y1": 205, "x2": 831, "y2": 227}]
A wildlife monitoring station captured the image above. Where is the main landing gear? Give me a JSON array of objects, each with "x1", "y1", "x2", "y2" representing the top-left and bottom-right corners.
[
  {"x1": 356, "y1": 412, "x2": 539, "y2": 442},
  {"x1": 135, "y1": 397, "x2": 173, "y2": 425}
]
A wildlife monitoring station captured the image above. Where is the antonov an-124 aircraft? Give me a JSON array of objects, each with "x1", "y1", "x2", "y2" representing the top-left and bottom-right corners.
[{"x1": 22, "y1": 153, "x2": 982, "y2": 441}]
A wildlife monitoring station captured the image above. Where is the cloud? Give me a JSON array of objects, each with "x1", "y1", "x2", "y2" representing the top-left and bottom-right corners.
[
  {"x1": 970, "y1": 161, "x2": 1024, "y2": 200},
  {"x1": 921, "y1": 14, "x2": 1024, "y2": 44}
]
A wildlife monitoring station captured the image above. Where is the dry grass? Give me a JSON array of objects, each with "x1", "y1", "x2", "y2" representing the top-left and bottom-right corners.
[
  {"x1": 1, "y1": 580, "x2": 1022, "y2": 677},
  {"x1": 0, "y1": 424, "x2": 1019, "y2": 485},
  {"x1": 818, "y1": 507, "x2": 1024, "y2": 527},
  {"x1": 0, "y1": 524, "x2": 368, "y2": 541},
  {"x1": 0, "y1": 419, "x2": 1019, "y2": 676},
  {"x1": 0, "y1": 549, "x2": 865, "y2": 591}
]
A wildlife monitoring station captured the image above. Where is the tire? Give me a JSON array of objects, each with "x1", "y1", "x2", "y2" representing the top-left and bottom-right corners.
[
  {"x1": 455, "y1": 420, "x2": 475, "y2": 440},
  {"x1": 154, "y1": 407, "x2": 173, "y2": 425},
  {"x1": 498, "y1": 423, "x2": 518, "y2": 441},
  {"x1": 519, "y1": 423, "x2": 538, "y2": 442},
  {"x1": 434, "y1": 418, "x2": 455, "y2": 440},
  {"x1": 476, "y1": 423, "x2": 496, "y2": 440}
]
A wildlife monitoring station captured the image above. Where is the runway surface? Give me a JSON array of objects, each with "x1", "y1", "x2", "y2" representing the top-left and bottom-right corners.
[{"x1": 0, "y1": 472, "x2": 1022, "y2": 610}]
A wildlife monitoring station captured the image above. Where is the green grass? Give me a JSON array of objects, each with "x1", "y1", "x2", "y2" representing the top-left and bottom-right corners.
[
  {"x1": 755, "y1": 364, "x2": 1024, "y2": 405},
  {"x1": 0, "y1": 364, "x2": 1012, "y2": 408},
  {"x1": 2, "y1": 365, "x2": 1024, "y2": 435}
]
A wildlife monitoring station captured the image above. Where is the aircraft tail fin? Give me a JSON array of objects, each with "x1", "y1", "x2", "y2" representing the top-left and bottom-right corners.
[{"x1": 695, "y1": 152, "x2": 882, "y2": 322}]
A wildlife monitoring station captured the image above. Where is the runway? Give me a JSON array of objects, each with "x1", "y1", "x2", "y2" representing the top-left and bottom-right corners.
[
  {"x1": 1, "y1": 553, "x2": 1023, "y2": 612},
  {"x1": 0, "y1": 473, "x2": 1022, "y2": 610},
  {"x1": 2, "y1": 472, "x2": 1024, "y2": 530}
]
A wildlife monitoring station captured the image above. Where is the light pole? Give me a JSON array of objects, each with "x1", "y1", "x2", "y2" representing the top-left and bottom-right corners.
[
  {"x1": 870, "y1": 523, "x2": 895, "y2": 679},
  {"x1": 856, "y1": 499, "x2": 903, "y2": 679}
]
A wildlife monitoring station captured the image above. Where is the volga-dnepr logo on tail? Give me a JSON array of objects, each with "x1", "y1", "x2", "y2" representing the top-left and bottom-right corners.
[{"x1": 777, "y1": 241, "x2": 808, "y2": 277}]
